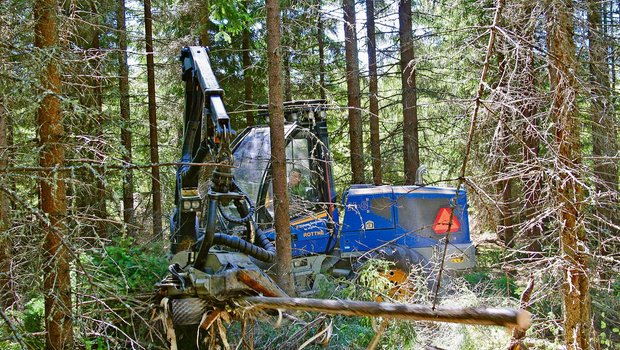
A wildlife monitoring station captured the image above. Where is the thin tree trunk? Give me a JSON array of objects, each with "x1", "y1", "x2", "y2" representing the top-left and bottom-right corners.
[
  {"x1": 317, "y1": 1, "x2": 326, "y2": 101},
  {"x1": 74, "y1": 2, "x2": 107, "y2": 238},
  {"x1": 199, "y1": 0, "x2": 210, "y2": 47},
  {"x1": 117, "y1": 0, "x2": 135, "y2": 235},
  {"x1": 144, "y1": 0, "x2": 162, "y2": 237},
  {"x1": 399, "y1": 0, "x2": 419, "y2": 184},
  {"x1": 90, "y1": 2, "x2": 107, "y2": 238},
  {"x1": 366, "y1": 0, "x2": 382, "y2": 185},
  {"x1": 343, "y1": 0, "x2": 364, "y2": 184},
  {"x1": 493, "y1": 43, "x2": 515, "y2": 248},
  {"x1": 0, "y1": 97, "x2": 14, "y2": 307},
  {"x1": 34, "y1": 0, "x2": 74, "y2": 346},
  {"x1": 267, "y1": 0, "x2": 295, "y2": 296},
  {"x1": 6, "y1": 112, "x2": 14, "y2": 212},
  {"x1": 494, "y1": 121, "x2": 514, "y2": 248},
  {"x1": 607, "y1": 1, "x2": 616, "y2": 90},
  {"x1": 521, "y1": 41, "x2": 542, "y2": 255},
  {"x1": 242, "y1": 26, "x2": 254, "y2": 126},
  {"x1": 548, "y1": 1, "x2": 592, "y2": 348},
  {"x1": 588, "y1": 0, "x2": 619, "y2": 254},
  {"x1": 282, "y1": 6, "x2": 292, "y2": 102}
]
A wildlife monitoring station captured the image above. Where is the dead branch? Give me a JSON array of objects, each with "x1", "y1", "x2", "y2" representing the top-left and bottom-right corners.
[{"x1": 240, "y1": 296, "x2": 530, "y2": 330}]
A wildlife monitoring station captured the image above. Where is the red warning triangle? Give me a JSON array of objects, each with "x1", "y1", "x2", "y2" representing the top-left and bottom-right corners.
[{"x1": 432, "y1": 208, "x2": 460, "y2": 234}]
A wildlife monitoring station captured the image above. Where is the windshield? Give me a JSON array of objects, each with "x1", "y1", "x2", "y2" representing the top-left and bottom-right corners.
[{"x1": 233, "y1": 125, "x2": 296, "y2": 204}]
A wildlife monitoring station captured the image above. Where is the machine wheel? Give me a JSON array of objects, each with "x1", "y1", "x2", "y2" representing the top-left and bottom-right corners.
[
  {"x1": 168, "y1": 298, "x2": 209, "y2": 350},
  {"x1": 174, "y1": 325, "x2": 208, "y2": 350}
]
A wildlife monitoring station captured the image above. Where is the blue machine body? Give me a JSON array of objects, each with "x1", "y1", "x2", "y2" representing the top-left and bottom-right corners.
[
  {"x1": 339, "y1": 185, "x2": 471, "y2": 254},
  {"x1": 231, "y1": 119, "x2": 475, "y2": 265},
  {"x1": 264, "y1": 184, "x2": 471, "y2": 258},
  {"x1": 170, "y1": 46, "x2": 474, "y2": 290}
]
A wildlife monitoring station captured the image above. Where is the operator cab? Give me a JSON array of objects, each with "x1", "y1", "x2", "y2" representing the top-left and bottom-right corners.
[{"x1": 231, "y1": 100, "x2": 337, "y2": 256}]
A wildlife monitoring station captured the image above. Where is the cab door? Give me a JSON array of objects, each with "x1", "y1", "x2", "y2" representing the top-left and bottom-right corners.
[{"x1": 256, "y1": 126, "x2": 336, "y2": 256}]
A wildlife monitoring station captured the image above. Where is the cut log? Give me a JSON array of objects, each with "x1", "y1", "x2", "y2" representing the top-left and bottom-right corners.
[{"x1": 240, "y1": 296, "x2": 530, "y2": 330}]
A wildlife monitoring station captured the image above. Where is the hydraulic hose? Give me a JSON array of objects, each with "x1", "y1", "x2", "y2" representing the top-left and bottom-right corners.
[
  {"x1": 193, "y1": 192, "x2": 276, "y2": 270},
  {"x1": 213, "y1": 229, "x2": 275, "y2": 263},
  {"x1": 218, "y1": 200, "x2": 254, "y2": 224},
  {"x1": 213, "y1": 195, "x2": 275, "y2": 262},
  {"x1": 193, "y1": 198, "x2": 218, "y2": 269}
]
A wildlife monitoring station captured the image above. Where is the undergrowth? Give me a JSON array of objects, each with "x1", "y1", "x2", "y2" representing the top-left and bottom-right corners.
[
  {"x1": 218, "y1": 252, "x2": 525, "y2": 350},
  {"x1": 0, "y1": 238, "x2": 169, "y2": 349}
]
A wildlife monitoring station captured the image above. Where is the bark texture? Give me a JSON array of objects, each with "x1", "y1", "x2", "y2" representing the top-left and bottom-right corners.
[
  {"x1": 72, "y1": 1, "x2": 107, "y2": 238},
  {"x1": 242, "y1": 27, "x2": 254, "y2": 126},
  {"x1": 89, "y1": 1, "x2": 107, "y2": 238},
  {"x1": 0, "y1": 98, "x2": 14, "y2": 306},
  {"x1": 548, "y1": 1, "x2": 592, "y2": 348},
  {"x1": 399, "y1": 0, "x2": 419, "y2": 184},
  {"x1": 317, "y1": 2, "x2": 326, "y2": 101},
  {"x1": 366, "y1": 0, "x2": 382, "y2": 185},
  {"x1": 267, "y1": 0, "x2": 295, "y2": 295},
  {"x1": 493, "y1": 43, "x2": 514, "y2": 248},
  {"x1": 244, "y1": 296, "x2": 530, "y2": 330},
  {"x1": 199, "y1": 0, "x2": 210, "y2": 47},
  {"x1": 587, "y1": 0, "x2": 619, "y2": 254},
  {"x1": 343, "y1": 0, "x2": 364, "y2": 184},
  {"x1": 34, "y1": 0, "x2": 74, "y2": 347},
  {"x1": 521, "y1": 33, "x2": 542, "y2": 255},
  {"x1": 117, "y1": 0, "x2": 135, "y2": 235},
  {"x1": 144, "y1": 0, "x2": 162, "y2": 237}
]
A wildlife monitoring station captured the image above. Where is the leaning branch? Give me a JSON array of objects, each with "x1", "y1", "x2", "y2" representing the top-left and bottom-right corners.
[{"x1": 240, "y1": 296, "x2": 530, "y2": 330}]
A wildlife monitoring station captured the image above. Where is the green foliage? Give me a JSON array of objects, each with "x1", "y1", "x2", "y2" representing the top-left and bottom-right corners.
[
  {"x1": 84, "y1": 337, "x2": 106, "y2": 350},
  {"x1": 90, "y1": 237, "x2": 168, "y2": 293},
  {"x1": 463, "y1": 271, "x2": 518, "y2": 298},
  {"x1": 22, "y1": 297, "x2": 45, "y2": 333},
  {"x1": 473, "y1": 247, "x2": 504, "y2": 268},
  {"x1": 1, "y1": 297, "x2": 46, "y2": 349}
]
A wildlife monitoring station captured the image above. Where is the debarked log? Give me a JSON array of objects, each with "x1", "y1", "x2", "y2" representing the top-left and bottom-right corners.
[{"x1": 240, "y1": 296, "x2": 530, "y2": 330}]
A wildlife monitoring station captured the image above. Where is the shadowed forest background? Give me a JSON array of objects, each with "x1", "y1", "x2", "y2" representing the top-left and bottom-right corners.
[{"x1": 0, "y1": 0, "x2": 619, "y2": 349}]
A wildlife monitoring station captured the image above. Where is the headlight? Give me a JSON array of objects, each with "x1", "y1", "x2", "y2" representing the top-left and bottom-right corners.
[
  {"x1": 191, "y1": 200, "x2": 201, "y2": 209},
  {"x1": 182, "y1": 201, "x2": 191, "y2": 210}
]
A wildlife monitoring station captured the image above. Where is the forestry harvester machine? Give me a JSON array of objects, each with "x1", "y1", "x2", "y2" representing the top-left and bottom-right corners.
[{"x1": 156, "y1": 46, "x2": 484, "y2": 346}]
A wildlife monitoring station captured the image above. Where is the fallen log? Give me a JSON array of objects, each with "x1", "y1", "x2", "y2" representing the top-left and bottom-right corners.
[{"x1": 240, "y1": 296, "x2": 530, "y2": 330}]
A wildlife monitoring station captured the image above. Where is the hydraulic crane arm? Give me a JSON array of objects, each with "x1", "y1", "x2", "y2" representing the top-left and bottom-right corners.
[
  {"x1": 172, "y1": 46, "x2": 236, "y2": 253},
  {"x1": 178, "y1": 46, "x2": 233, "y2": 187},
  {"x1": 171, "y1": 46, "x2": 274, "y2": 265}
]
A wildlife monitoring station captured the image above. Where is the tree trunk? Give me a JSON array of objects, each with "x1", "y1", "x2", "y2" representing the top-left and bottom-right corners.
[
  {"x1": 117, "y1": 0, "x2": 135, "y2": 235},
  {"x1": 492, "y1": 43, "x2": 515, "y2": 248},
  {"x1": 74, "y1": 1, "x2": 107, "y2": 239},
  {"x1": 267, "y1": 0, "x2": 295, "y2": 296},
  {"x1": 521, "y1": 43, "x2": 542, "y2": 255},
  {"x1": 588, "y1": 0, "x2": 619, "y2": 256},
  {"x1": 0, "y1": 97, "x2": 14, "y2": 307},
  {"x1": 343, "y1": 0, "x2": 365, "y2": 184},
  {"x1": 282, "y1": 7, "x2": 292, "y2": 102},
  {"x1": 317, "y1": 1, "x2": 326, "y2": 101},
  {"x1": 548, "y1": 1, "x2": 592, "y2": 348},
  {"x1": 34, "y1": 0, "x2": 74, "y2": 346},
  {"x1": 366, "y1": 0, "x2": 382, "y2": 185},
  {"x1": 399, "y1": 0, "x2": 419, "y2": 184},
  {"x1": 607, "y1": 1, "x2": 616, "y2": 90},
  {"x1": 199, "y1": 0, "x2": 210, "y2": 47},
  {"x1": 144, "y1": 0, "x2": 162, "y2": 237},
  {"x1": 242, "y1": 26, "x2": 254, "y2": 126},
  {"x1": 90, "y1": 1, "x2": 107, "y2": 238},
  {"x1": 494, "y1": 121, "x2": 514, "y2": 248}
]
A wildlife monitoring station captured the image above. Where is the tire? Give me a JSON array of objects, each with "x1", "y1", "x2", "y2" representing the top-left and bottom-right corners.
[
  {"x1": 169, "y1": 298, "x2": 209, "y2": 350},
  {"x1": 174, "y1": 324, "x2": 207, "y2": 350}
]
